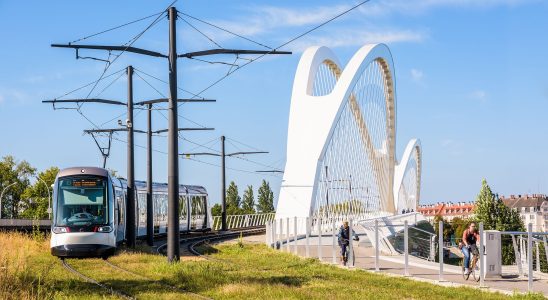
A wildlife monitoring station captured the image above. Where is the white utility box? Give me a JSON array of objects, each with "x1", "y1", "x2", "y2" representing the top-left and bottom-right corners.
[{"x1": 483, "y1": 230, "x2": 502, "y2": 277}]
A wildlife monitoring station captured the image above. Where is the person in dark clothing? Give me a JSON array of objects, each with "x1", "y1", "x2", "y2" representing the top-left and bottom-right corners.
[{"x1": 337, "y1": 221, "x2": 359, "y2": 265}]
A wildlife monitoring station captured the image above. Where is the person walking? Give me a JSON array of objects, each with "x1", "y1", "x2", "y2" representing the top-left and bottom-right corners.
[{"x1": 338, "y1": 220, "x2": 359, "y2": 266}]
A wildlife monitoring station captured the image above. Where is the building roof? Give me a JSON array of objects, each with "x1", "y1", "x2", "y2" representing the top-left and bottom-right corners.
[
  {"x1": 418, "y1": 202, "x2": 475, "y2": 216},
  {"x1": 500, "y1": 194, "x2": 547, "y2": 209}
]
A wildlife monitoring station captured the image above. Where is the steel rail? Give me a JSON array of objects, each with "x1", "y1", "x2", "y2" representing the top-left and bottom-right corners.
[{"x1": 60, "y1": 259, "x2": 135, "y2": 300}]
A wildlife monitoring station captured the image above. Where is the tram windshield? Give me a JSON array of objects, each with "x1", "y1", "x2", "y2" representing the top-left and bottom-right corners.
[{"x1": 55, "y1": 176, "x2": 109, "y2": 226}]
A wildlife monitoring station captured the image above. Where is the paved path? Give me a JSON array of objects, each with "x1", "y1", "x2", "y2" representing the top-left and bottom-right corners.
[{"x1": 276, "y1": 235, "x2": 548, "y2": 297}]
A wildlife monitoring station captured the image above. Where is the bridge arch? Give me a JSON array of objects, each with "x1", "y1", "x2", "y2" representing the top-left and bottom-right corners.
[
  {"x1": 276, "y1": 44, "x2": 409, "y2": 221},
  {"x1": 393, "y1": 139, "x2": 422, "y2": 214}
]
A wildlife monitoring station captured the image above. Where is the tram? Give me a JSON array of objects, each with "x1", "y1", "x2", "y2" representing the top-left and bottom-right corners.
[{"x1": 50, "y1": 167, "x2": 211, "y2": 258}]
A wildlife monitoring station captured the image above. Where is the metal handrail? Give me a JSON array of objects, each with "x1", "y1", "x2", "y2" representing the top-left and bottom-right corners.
[{"x1": 212, "y1": 213, "x2": 275, "y2": 231}]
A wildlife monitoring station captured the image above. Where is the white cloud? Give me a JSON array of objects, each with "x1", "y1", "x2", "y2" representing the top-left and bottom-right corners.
[
  {"x1": 181, "y1": 0, "x2": 534, "y2": 53},
  {"x1": 359, "y1": 0, "x2": 537, "y2": 17},
  {"x1": 410, "y1": 68, "x2": 424, "y2": 81},
  {"x1": 469, "y1": 90, "x2": 487, "y2": 101},
  {"x1": 441, "y1": 139, "x2": 456, "y2": 148},
  {"x1": 287, "y1": 29, "x2": 425, "y2": 52},
  {"x1": 0, "y1": 88, "x2": 27, "y2": 104},
  {"x1": 195, "y1": 3, "x2": 426, "y2": 52}
]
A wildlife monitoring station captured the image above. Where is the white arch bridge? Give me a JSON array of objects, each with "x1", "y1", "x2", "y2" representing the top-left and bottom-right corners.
[{"x1": 276, "y1": 44, "x2": 421, "y2": 224}]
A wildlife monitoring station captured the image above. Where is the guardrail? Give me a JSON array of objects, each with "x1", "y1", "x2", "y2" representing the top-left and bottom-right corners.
[
  {"x1": 212, "y1": 213, "x2": 275, "y2": 231},
  {"x1": 0, "y1": 219, "x2": 51, "y2": 231}
]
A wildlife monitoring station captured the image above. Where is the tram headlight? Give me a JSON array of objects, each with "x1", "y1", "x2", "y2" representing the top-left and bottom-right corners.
[
  {"x1": 52, "y1": 226, "x2": 70, "y2": 234},
  {"x1": 97, "y1": 226, "x2": 112, "y2": 233}
]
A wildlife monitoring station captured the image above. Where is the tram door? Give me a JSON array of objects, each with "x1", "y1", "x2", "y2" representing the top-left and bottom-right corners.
[{"x1": 114, "y1": 188, "x2": 126, "y2": 243}]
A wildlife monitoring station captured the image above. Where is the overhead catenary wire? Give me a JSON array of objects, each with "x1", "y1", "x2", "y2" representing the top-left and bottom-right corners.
[
  {"x1": 134, "y1": 71, "x2": 166, "y2": 98},
  {"x1": 94, "y1": 69, "x2": 127, "y2": 98},
  {"x1": 180, "y1": 17, "x2": 223, "y2": 48},
  {"x1": 177, "y1": 0, "x2": 371, "y2": 105},
  {"x1": 178, "y1": 12, "x2": 272, "y2": 50},
  {"x1": 133, "y1": 67, "x2": 203, "y2": 99},
  {"x1": 82, "y1": 12, "x2": 168, "y2": 101},
  {"x1": 51, "y1": 67, "x2": 127, "y2": 102},
  {"x1": 69, "y1": 11, "x2": 165, "y2": 44}
]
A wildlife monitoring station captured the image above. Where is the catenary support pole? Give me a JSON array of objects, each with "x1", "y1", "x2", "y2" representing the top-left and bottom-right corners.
[
  {"x1": 146, "y1": 103, "x2": 154, "y2": 246},
  {"x1": 527, "y1": 223, "x2": 533, "y2": 291},
  {"x1": 221, "y1": 136, "x2": 227, "y2": 231},
  {"x1": 438, "y1": 220, "x2": 444, "y2": 281},
  {"x1": 126, "y1": 65, "x2": 136, "y2": 248},
  {"x1": 167, "y1": 6, "x2": 180, "y2": 263},
  {"x1": 375, "y1": 219, "x2": 379, "y2": 272},
  {"x1": 404, "y1": 220, "x2": 409, "y2": 276},
  {"x1": 479, "y1": 222, "x2": 485, "y2": 287}
]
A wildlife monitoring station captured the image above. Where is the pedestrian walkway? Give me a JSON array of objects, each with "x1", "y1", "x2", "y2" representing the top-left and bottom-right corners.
[{"x1": 278, "y1": 235, "x2": 548, "y2": 297}]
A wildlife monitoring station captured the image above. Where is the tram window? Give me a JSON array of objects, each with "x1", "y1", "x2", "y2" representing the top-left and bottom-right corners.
[{"x1": 56, "y1": 176, "x2": 108, "y2": 226}]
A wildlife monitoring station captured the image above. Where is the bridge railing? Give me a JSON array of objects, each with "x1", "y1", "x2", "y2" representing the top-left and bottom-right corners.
[{"x1": 212, "y1": 213, "x2": 275, "y2": 231}]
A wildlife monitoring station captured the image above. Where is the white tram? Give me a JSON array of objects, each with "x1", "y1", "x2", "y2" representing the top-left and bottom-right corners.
[{"x1": 50, "y1": 167, "x2": 211, "y2": 258}]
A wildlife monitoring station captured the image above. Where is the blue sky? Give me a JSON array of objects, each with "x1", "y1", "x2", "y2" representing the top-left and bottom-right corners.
[{"x1": 1, "y1": 0, "x2": 547, "y2": 206}]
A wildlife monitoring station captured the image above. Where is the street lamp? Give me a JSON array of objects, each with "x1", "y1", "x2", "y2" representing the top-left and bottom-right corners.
[
  {"x1": 0, "y1": 182, "x2": 17, "y2": 219},
  {"x1": 35, "y1": 175, "x2": 52, "y2": 219}
]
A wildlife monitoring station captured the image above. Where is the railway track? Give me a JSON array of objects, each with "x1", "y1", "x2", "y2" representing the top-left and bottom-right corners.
[
  {"x1": 59, "y1": 227, "x2": 264, "y2": 299},
  {"x1": 60, "y1": 259, "x2": 135, "y2": 300},
  {"x1": 156, "y1": 226, "x2": 265, "y2": 256}
]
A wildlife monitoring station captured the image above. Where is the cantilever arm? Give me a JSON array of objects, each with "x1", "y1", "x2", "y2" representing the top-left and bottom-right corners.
[{"x1": 51, "y1": 44, "x2": 168, "y2": 58}]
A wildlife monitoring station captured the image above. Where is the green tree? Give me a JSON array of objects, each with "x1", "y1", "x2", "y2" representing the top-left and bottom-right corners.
[
  {"x1": 257, "y1": 180, "x2": 275, "y2": 213},
  {"x1": 241, "y1": 185, "x2": 255, "y2": 214},
  {"x1": 211, "y1": 203, "x2": 222, "y2": 216},
  {"x1": 473, "y1": 179, "x2": 524, "y2": 264},
  {"x1": 226, "y1": 181, "x2": 242, "y2": 215},
  {"x1": 0, "y1": 156, "x2": 35, "y2": 218},
  {"x1": 451, "y1": 217, "x2": 470, "y2": 243},
  {"x1": 20, "y1": 167, "x2": 59, "y2": 219},
  {"x1": 433, "y1": 215, "x2": 453, "y2": 242}
]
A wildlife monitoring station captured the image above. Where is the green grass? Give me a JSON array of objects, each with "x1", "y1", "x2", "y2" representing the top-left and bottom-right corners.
[{"x1": 0, "y1": 232, "x2": 545, "y2": 299}]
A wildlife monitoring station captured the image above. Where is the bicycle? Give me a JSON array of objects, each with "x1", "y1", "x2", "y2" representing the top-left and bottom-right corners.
[{"x1": 461, "y1": 245, "x2": 480, "y2": 282}]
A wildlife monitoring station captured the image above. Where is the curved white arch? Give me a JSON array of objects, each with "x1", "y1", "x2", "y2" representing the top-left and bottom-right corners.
[
  {"x1": 393, "y1": 139, "x2": 422, "y2": 213},
  {"x1": 276, "y1": 44, "x2": 399, "y2": 221}
]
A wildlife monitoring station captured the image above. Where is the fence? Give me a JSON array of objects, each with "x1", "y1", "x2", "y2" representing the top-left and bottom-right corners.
[
  {"x1": 266, "y1": 217, "x2": 548, "y2": 295},
  {"x1": 212, "y1": 213, "x2": 275, "y2": 231},
  {"x1": 265, "y1": 215, "x2": 434, "y2": 271}
]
